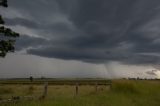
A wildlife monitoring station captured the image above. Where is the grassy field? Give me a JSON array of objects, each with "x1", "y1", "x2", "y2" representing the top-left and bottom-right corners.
[{"x1": 0, "y1": 79, "x2": 160, "y2": 106}]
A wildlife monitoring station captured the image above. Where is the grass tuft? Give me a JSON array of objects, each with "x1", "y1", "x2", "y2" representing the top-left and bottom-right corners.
[
  {"x1": 0, "y1": 87, "x2": 14, "y2": 94},
  {"x1": 112, "y1": 81, "x2": 139, "y2": 94},
  {"x1": 26, "y1": 85, "x2": 35, "y2": 95}
]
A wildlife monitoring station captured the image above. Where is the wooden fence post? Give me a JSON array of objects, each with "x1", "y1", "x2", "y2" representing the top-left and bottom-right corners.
[
  {"x1": 108, "y1": 80, "x2": 112, "y2": 89},
  {"x1": 110, "y1": 83, "x2": 112, "y2": 89},
  {"x1": 75, "y1": 82, "x2": 79, "y2": 95},
  {"x1": 95, "y1": 82, "x2": 98, "y2": 92},
  {"x1": 39, "y1": 82, "x2": 48, "y2": 100},
  {"x1": 43, "y1": 82, "x2": 48, "y2": 97}
]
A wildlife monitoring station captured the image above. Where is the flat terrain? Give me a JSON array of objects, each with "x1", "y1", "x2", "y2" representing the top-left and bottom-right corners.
[{"x1": 0, "y1": 79, "x2": 160, "y2": 106}]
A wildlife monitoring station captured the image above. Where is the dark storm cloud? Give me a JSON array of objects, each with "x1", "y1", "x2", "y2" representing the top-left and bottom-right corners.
[
  {"x1": 15, "y1": 35, "x2": 49, "y2": 50},
  {"x1": 4, "y1": 0, "x2": 160, "y2": 65},
  {"x1": 4, "y1": 18, "x2": 40, "y2": 29}
]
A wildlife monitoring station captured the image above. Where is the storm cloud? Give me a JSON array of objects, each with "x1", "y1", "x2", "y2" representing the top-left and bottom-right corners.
[{"x1": 2, "y1": 0, "x2": 160, "y2": 65}]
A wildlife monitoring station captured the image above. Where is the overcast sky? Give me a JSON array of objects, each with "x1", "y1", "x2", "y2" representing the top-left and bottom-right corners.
[{"x1": 0, "y1": 0, "x2": 160, "y2": 78}]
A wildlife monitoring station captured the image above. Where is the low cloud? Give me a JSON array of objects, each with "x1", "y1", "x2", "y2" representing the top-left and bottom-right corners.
[{"x1": 146, "y1": 70, "x2": 160, "y2": 78}]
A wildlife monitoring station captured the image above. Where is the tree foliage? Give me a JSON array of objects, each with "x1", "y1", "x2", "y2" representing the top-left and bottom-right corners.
[{"x1": 0, "y1": 0, "x2": 19, "y2": 57}]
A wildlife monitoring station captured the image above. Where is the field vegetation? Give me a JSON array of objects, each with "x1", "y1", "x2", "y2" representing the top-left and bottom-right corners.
[{"x1": 0, "y1": 79, "x2": 160, "y2": 106}]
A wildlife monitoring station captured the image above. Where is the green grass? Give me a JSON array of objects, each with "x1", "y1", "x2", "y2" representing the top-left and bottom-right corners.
[{"x1": 0, "y1": 80, "x2": 160, "y2": 106}]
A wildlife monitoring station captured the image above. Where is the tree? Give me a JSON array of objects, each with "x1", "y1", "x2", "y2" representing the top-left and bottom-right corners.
[
  {"x1": 0, "y1": 0, "x2": 8, "y2": 7},
  {"x1": 0, "y1": 0, "x2": 19, "y2": 57},
  {"x1": 29, "y1": 76, "x2": 33, "y2": 82}
]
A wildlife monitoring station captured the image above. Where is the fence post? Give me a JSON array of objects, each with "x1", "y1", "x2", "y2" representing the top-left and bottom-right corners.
[
  {"x1": 109, "y1": 80, "x2": 112, "y2": 89},
  {"x1": 95, "y1": 82, "x2": 98, "y2": 92},
  {"x1": 39, "y1": 82, "x2": 48, "y2": 100},
  {"x1": 43, "y1": 82, "x2": 48, "y2": 97},
  {"x1": 75, "y1": 82, "x2": 79, "y2": 95}
]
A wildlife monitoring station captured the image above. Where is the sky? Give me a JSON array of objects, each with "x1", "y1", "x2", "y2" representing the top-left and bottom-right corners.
[{"x1": 0, "y1": 0, "x2": 160, "y2": 78}]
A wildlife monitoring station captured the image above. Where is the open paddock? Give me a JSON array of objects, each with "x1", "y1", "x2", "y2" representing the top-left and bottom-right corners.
[{"x1": 0, "y1": 79, "x2": 160, "y2": 106}]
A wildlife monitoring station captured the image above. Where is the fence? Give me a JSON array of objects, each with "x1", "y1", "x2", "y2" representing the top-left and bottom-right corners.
[{"x1": 0, "y1": 79, "x2": 112, "y2": 103}]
